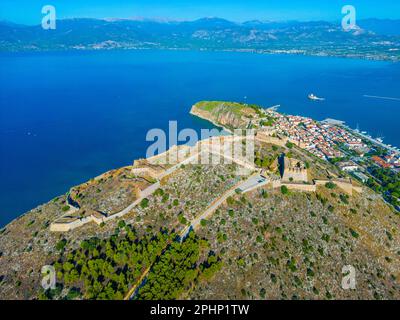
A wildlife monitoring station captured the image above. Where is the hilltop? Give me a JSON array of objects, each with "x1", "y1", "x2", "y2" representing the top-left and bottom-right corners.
[
  {"x1": 190, "y1": 101, "x2": 264, "y2": 130},
  {"x1": 0, "y1": 101, "x2": 399, "y2": 300}
]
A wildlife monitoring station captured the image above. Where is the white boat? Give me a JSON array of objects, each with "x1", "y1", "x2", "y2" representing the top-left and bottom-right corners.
[{"x1": 308, "y1": 93, "x2": 325, "y2": 101}]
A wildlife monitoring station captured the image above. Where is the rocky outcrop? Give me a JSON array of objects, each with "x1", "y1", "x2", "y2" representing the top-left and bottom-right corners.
[{"x1": 190, "y1": 101, "x2": 257, "y2": 130}]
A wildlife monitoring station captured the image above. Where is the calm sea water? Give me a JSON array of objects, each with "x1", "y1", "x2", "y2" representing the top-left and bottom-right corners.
[{"x1": 0, "y1": 50, "x2": 399, "y2": 226}]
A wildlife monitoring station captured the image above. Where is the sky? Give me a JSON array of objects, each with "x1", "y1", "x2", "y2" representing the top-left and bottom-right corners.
[{"x1": 1, "y1": 0, "x2": 400, "y2": 25}]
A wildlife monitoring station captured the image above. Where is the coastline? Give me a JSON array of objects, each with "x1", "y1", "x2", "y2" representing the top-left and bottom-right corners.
[
  {"x1": 2, "y1": 103, "x2": 398, "y2": 230},
  {"x1": 1, "y1": 100, "x2": 399, "y2": 301},
  {"x1": 0, "y1": 108, "x2": 231, "y2": 230},
  {"x1": 189, "y1": 108, "x2": 233, "y2": 134},
  {"x1": 1, "y1": 46, "x2": 399, "y2": 63},
  {"x1": 1, "y1": 50, "x2": 399, "y2": 227}
]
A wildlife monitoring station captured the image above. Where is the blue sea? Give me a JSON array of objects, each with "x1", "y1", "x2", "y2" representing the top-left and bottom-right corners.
[{"x1": 0, "y1": 50, "x2": 399, "y2": 226}]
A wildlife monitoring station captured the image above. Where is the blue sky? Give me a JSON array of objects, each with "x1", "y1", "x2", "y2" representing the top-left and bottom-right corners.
[{"x1": 1, "y1": 0, "x2": 400, "y2": 25}]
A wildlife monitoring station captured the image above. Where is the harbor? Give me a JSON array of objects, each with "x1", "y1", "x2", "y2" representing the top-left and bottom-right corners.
[{"x1": 343, "y1": 124, "x2": 400, "y2": 155}]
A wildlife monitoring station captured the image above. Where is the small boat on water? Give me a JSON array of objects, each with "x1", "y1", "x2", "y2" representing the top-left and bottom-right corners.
[{"x1": 308, "y1": 93, "x2": 325, "y2": 101}]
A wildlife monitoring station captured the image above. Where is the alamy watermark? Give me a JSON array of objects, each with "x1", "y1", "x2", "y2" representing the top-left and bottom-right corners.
[
  {"x1": 41, "y1": 5, "x2": 357, "y2": 32},
  {"x1": 145, "y1": 121, "x2": 255, "y2": 173},
  {"x1": 41, "y1": 265, "x2": 56, "y2": 290},
  {"x1": 341, "y1": 265, "x2": 356, "y2": 290},
  {"x1": 342, "y1": 5, "x2": 357, "y2": 31},
  {"x1": 41, "y1": 5, "x2": 56, "y2": 30}
]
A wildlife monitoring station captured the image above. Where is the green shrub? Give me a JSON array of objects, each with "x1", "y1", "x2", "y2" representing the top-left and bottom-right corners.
[
  {"x1": 321, "y1": 234, "x2": 330, "y2": 242},
  {"x1": 286, "y1": 141, "x2": 294, "y2": 149},
  {"x1": 178, "y1": 214, "x2": 187, "y2": 225},
  {"x1": 340, "y1": 194, "x2": 349, "y2": 204},
  {"x1": 140, "y1": 198, "x2": 149, "y2": 209},
  {"x1": 117, "y1": 220, "x2": 126, "y2": 229},
  {"x1": 325, "y1": 182, "x2": 336, "y2": 189},
  {"x1": 161, "y1": 193, "x2": 169, "y2": 203},
  {"x1": 66, "y1": 288, "x2": 81, "y2": 300},
  {"x1": 56, "y1": 239, "x2": 67, "y2": 251},
  {"x1": 154, "y1": 188, "x2": 164, "y2": 197},
  {"x1": 349, "y1": 228, "x2": 359, "y2": 238},
  {"x1": 227, "y1": 196, "x2": 235, "y2": 206}
]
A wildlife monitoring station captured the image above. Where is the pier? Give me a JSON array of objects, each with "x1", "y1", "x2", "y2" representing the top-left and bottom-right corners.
[{"x1": 343, "y1": 125, "x2": 400, "y2": 155}]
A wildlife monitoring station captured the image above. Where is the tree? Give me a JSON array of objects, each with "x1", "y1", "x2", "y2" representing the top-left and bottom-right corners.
[
  {"x1": 325, "y1": 182, "x2": 337, "y2": 189},
  {"x1": 140, "y1": 198, "x2": 149, "y2": 209},
  {"x1": 118, "y1": 220, "x2": 126, "y2": 229},
  {"x1": 260, "y1": 288, "x2": 266, "y2": 298},
  {"x1": 178, "y1": 213, "x2": 187, "y2": 225},
  {"x1": 349, "y1": 228, "x2": 359, "y2": 238},
  {"x1": 56, "y1": 238, "x2": 67, "y2": 251},
  {"x1": 286, "y1": 141, "x2": 294, "y2": 149},
  {"x1": 281, "y1": 185, "x2": 289, "y2": 195},
  {"x1": 54, "y1": 225, "x2": 220, "y2": 300}
]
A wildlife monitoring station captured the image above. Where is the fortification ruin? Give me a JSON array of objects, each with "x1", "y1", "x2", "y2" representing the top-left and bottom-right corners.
[{"x1": 281, "y1": 155, "x2": 309, "y2": 183}]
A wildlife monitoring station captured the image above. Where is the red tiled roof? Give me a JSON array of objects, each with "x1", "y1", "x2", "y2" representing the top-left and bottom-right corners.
[{"x1": 372, "y1": 156, "x2": 391, "y2": 168}]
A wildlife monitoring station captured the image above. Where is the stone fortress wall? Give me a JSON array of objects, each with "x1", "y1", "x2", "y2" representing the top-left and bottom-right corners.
[
  {"x1": 314, "y1": 178, "x2": 363, "y2": 195},
  {"x1": 50, "y1": 132, "x2": 363, "y2": 232},
  {"x1": 282, "y1": 157, "x2": 308, "y2": 183},
  {"x1": 50, "y1": 135, "x2": 254, "y2": 232}
]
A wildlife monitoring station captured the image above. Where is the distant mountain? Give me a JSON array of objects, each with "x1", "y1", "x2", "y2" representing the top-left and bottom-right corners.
[
  {"x1": 1, "y1": 17, "x2": 399, "y2": 61},
  {"x1": 358, "y1": 19, "x2": 400, "y2": 36}
]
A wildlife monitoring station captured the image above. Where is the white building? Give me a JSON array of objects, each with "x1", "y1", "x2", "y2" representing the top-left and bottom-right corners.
[{"x1": 337, "y1": 161, "x2": 359, "y2": 172}]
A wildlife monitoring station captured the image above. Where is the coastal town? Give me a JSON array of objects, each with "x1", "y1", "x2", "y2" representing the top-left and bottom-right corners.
[
  {"x1": 268, "y1": 109, "x2": 399, "y2": 168},
  {"x1": 50, "y1": 102, "x2": 400, "y2": 233},
  {"x1": 263, "y1": 108, "x2": 400, "y2": 210}
]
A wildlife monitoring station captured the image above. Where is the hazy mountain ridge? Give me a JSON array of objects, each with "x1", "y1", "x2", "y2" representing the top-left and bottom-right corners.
[{"x1": 0, "y1": 18, "x2": 400, "y2": 60}]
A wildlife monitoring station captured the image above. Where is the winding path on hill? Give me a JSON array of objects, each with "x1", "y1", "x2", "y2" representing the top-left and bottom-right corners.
[{"x1": 124, "y1": 172, "x2": 265, "y2": 300}]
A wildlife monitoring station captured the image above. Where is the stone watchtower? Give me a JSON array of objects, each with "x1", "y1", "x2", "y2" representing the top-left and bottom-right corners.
[{"x1": 280, "y1": 154, "x2": 308, "y2": 183}]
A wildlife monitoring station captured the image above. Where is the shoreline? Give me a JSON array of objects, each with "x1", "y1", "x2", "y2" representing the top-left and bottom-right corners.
[
  {"x1": 1, "y1": 47, "x2": 399, "y2": 63},
  {"x1": 189, "y1": 108, "x2": 233, "y2": 134},
  {"x1": 3, "y1": 106, "x2": 398, "y2": 230},
  {"x1": 2, "y1": 105, "x2": 397, "y2": 230}
]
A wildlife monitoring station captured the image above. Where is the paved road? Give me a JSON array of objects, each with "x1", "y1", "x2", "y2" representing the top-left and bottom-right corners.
[
  {"x1": 58, "y1": 136, "x2": 257, "y2": 226},
  {"x1": 237, "y1": 174, "x2": 269, "y2": 193},
  {"x1": 62, "y1": 151, "x2": 203, "y2": 224},
  {"x1": 181, "y1": 172, "x2": 262, "y2": 239}
]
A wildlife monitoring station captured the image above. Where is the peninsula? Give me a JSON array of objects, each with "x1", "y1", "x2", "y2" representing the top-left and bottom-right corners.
[{"x1": 0, "y1": 101, "x2": 399, "y2": 300}]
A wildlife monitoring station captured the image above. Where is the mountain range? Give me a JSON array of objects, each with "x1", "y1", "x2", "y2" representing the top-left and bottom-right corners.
[{"x1": 1, "y1": 17, "x2": 399, "y2": 61}]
